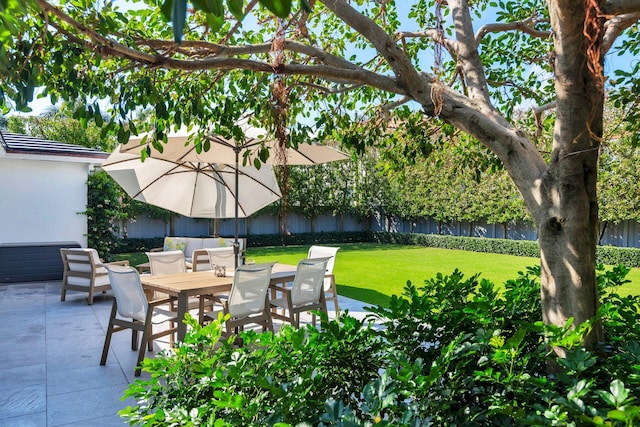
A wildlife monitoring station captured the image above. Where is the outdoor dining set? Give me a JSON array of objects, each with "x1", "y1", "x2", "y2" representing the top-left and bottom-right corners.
[{"x1": 58, "y1": 244, "x2": 340, "y2": 376}]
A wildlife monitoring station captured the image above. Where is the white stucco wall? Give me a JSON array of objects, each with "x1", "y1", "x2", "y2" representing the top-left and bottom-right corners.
[{"x1": 0, "y1": 157, "x2": 90, "y2": 247}]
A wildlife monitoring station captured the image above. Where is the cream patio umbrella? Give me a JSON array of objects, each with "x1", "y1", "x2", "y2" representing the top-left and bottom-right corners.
[
  {"x1": 102, "y1": 147, "x2": 282, "y2": 220},
  {"x1": 115, "y1": 119, "x2": 349, "y2": 267}
]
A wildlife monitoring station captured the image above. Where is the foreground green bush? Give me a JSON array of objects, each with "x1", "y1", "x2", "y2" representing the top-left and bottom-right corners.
[{"x1": 120, "y1": 265, "x2": 640, "y2": 426}]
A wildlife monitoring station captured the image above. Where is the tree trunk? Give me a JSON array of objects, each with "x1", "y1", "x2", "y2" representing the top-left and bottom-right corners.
[
  {"x1": 534, "y1": 0, "x2": 604, "y2": 348},
  {"x1": 310, "y1": 215, "x2": 316, "y2": 234}
]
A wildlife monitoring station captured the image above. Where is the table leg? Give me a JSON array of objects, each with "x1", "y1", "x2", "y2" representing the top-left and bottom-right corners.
[{"x1": 177, "y1": 293, "x2": 189, "y2": 341}]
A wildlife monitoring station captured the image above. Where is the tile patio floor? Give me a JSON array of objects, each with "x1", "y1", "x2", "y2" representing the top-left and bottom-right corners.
[{"x1": 0, "y1": 280, "x2": 372, "y2": 426}]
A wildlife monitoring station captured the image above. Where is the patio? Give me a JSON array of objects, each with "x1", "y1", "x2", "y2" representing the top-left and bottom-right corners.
[{"x1": 0, "y1": 280, "x2": 369, "y2": 426}]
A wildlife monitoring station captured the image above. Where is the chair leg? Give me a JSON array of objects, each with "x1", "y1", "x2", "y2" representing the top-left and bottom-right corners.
[
  {"x1": 60, "y1": 275, "x2": 67, "y2": 301},
  {"x1": 263, "y1": 296, "x2": 274, "y2": 332},
  {"x1": 100, "y1": 301, "x2": 118, "y2": 366},
  {"x1": 135, "y1": 326, "x2": 152, "y2": 377},
  {"x1": 328, "y1": 276, "x2": 339, "y2": 312},
  {"x1": 265, "y1": 312, "x2": 274, "y2": 332},
  {"x1": 88, "y1": 288, "x2": 94, "y2": 305},
  {"x1": 132, "y1": 327, "x2": 139, "y2": 351},
  {"x1": 293, "y1": 312, "x2": 300, "y2": 328}
]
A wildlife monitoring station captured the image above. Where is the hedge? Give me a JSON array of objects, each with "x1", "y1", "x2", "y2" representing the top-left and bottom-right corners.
[{"x1": 112, "y1": 231, "x2": 640, "y2": 267}]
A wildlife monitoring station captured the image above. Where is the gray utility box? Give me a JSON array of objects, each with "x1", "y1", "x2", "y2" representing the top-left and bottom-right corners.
[{"x1": 0, "y1": 241, "x2": 80, "y2": 283}]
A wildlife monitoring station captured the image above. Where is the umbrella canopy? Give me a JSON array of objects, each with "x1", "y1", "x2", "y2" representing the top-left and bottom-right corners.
[
  {"x1": 125, "y1": 120, "x2": 350, "y2": 166},
  {"x1": 102, "y1": 144, "x2": 282, "y2": 219}
]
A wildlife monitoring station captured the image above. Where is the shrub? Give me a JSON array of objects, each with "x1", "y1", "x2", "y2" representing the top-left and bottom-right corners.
[
  {"x1": 119, "y1": 264, "x2": 640, "y2": 426},
  {"x1": 119, "y1": 313, "x2": 383, "y2": 426}
]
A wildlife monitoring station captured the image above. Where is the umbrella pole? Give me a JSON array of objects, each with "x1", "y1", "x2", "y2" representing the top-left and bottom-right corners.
[{"x1": 234, "y1": 147, "x2": 240, "y2": 269}]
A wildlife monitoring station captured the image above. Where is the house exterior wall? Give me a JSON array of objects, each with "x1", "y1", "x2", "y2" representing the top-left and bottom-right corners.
[{"x1": 0, "y1": 157, "x2": 89, "y2": 247}]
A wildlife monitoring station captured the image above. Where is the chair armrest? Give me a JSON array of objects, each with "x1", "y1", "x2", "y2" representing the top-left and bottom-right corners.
[
  {"x1": 269, "y1": 282, "x2": 292, "y2": 299},
  {"x1": 106, "y1": 260, "x2": 130, "y2": 267},
  {"x1": 148, "y1": 296, "x2": 176, "y2": 307},
  {"x1": 150, "y1": 247, "x2": 163, "y2": 252}
]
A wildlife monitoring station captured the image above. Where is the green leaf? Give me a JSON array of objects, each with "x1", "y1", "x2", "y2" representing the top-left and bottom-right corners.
[
  {"x1": 192, "y1": 0, "x2": 222, "y2": 15},
  {"x1": 171, "y1": 0, "x2": 187, "y2": 43},
  {"x1": 259, "y1": 0, "x2": 291, "y2": 18},
  {"x1": 206, "y1": 13, "x2": 224, "y2": 33},
  {"x1": 300, "y1": 0, "x2": 312, "y2": 13},
  {"x1": 228, "y1": 0, "x2": 244, "y2": 19},
  {"x1": 160, "y1": 0, "x2": 173, "y2": 21},
  {"x1": 609, "y1": 379, "x2": 629, "y2": 406}
]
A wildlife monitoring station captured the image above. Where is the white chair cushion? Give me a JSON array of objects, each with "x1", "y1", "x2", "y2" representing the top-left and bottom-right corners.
[
  {"x1": 67, "y1": 274, "x2": 110, "y2": 287},
  {"x1": 184, "y1": 238, "x2": 204, "y2": 262}
]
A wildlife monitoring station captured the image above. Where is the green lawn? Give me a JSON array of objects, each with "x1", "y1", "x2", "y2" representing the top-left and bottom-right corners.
[{"x1": 117, "y1": 242, "x2": 640, "y2": 308}]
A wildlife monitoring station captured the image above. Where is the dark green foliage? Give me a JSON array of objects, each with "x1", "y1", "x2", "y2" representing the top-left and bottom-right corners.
[
  {"x1": 597, "y1": 246, "x2": 640, "y2": 268},
  {"x1": 86, "y1": 170, "x2": 128, "y2": 260},
  {"x1": 121, "y1": 265, "x2": 640, "y2": 426},
  {"x1": 373, "y1": 231, "x2": 542, "y2": 257},
  {"x1": 120, "y1": 312, "x2": 383, "y2": 426},
  {"x1": 374, "y1": 232, "x2": 640, "y2": 267},
  {"x1": 113, "y1": 237, "x2": 165, "y2": 254}
]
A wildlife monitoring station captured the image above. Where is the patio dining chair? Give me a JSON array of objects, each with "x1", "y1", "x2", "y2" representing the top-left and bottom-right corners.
[
  {"x1": 201, "y1": 262, "x2": 276, "y2": 340},
  {"x1": 146, "y1": 249, "x2": 202, "y2": 312},
  {"x1": 308, "y1": 245, "x2": 340, "y2": 311},
  {"x1": 269, "y1": 257, "x2": 331, "y2": 328},
  {"x1": 59, "y1": 248, "x2": 129, "y2": 305},
  {"x1": 145, "y1": 250, "x2": 187, "y2": 275},
  {"x1": 207, "y1": 247, "x2": 236, "y2": 275},
  {"x1": 100, "y1": 264, "x2": 178, "y2": 376}
]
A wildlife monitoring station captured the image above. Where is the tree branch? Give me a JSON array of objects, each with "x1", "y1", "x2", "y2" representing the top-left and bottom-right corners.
[
  {"x1": 33, "y1": 0, "x2": 158, "y2": 64},
  {"x1": 447, "y1": 0, "x2": 495, "y2": 107},
  {"x1": 601, "y1": 0, "x2": 640, "y2": 15},
  {"x1": 475, "y1": 16, "x2": 550, "y2": 45},
  {"x1": 138, "y1": 39, "x2": 361, "y2": 70},
  {"x1": 602, "y1": 12, "x2": 640, "y2": 53},
  {"x1": 395, "y1": 29, "x2": 458, "y2": 58},
  {"x1": 288, "y1": 81, "x2": 364, "y2": 94},
  {"x1": 533, "y1": 101, "x2": 556, "y2": 136},
  {"x1": 320, "y1": 0, "x2": 427, "y2": 101}
]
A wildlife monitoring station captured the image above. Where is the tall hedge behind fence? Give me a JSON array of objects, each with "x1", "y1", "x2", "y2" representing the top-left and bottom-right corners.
[{"x1": 114, "y1": 231, "x2": 640, "y2": 268}]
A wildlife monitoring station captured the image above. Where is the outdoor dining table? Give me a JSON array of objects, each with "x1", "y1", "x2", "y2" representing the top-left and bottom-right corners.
[{"x1": 141, "y1": 263, "x2": 301, "y2": 341}]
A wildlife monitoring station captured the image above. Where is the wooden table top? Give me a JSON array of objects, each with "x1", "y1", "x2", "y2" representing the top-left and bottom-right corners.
[{"x1": 140, "y1": 263, "x2": 298, "y2": 295}]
